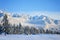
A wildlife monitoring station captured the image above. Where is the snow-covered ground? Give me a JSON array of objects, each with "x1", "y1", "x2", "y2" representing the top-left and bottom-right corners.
[{"x1": 0, "y1": 34, "x2": 60, "y2": 40}]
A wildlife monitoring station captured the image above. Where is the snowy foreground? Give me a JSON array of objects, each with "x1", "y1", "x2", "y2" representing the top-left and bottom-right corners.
[{"x1": 0, "y1": 34, "x2": 60, "y2": 40}]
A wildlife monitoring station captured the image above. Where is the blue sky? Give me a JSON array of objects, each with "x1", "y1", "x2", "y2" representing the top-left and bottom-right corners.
[{"x1": 0, "y1": 0, "x2": 60, "y2": 19}]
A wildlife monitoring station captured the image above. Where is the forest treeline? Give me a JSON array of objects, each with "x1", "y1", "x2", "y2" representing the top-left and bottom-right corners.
[{"x1": 0, "y1": 14, "x2": 60, "y2": 35}]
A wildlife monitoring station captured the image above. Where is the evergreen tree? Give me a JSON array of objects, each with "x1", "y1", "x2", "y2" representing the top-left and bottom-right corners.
[
  {"x1": 0, "y1": 24, "x2": 3, "y2": 34},
  {"x1": 30, "y1": 27, "x2": 39, "y2": 34},
  {"x1": 19, "y1": 23, "x2": 24, "y2": 34},
  {"x1": 24, "y1": 26, "x2": 30, "y2": 35},
  {"x1": 3, "y1": 14, "x2": 9, "y2": 34}
]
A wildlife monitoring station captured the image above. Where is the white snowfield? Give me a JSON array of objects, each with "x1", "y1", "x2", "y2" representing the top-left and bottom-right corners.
[{"x1": 0, "y1": 34, "x2": 60, "y2": 40}]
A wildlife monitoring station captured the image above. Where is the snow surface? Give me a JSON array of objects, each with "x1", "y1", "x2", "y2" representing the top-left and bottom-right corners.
[{"x1": 0, "y1": 34, "x2": 60, "y2": 40}]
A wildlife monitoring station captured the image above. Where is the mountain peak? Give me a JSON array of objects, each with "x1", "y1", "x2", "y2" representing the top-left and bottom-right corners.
[
  {"x1": 0, "y1": 10, "x2": 4, "y2": 17},
  {"x1": 0, "y1": 10, "x2": 3, "y2": 13}
]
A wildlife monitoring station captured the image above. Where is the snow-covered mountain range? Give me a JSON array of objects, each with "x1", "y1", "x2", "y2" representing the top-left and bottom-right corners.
[{"x1": 0, "y1": 10, "x2": 60, "y2": 32}]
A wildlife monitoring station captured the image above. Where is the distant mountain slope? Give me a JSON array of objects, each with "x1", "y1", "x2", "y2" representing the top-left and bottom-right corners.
[{"x1": 0, "y1": 10, "x2": 60, "y2": 32}]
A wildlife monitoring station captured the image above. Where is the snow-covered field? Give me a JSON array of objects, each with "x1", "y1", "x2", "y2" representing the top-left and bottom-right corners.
[{"x1": 0, "y1": 34, "x2": 60, "y2": 40}]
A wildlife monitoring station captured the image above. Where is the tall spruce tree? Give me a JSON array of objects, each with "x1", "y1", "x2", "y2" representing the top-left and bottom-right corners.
[
  {"x1": 24, "y1": 26, "x2": 30, "y2": 35},
  {"x1": 3, "y1": 14, "x2": 9, "y2": 34},
  {"x1": 0, "y1": 24, "x2": 3, "y2": 34},
  {"x1": 19, "y1": 23, "x2": 24, "y2": 34}
]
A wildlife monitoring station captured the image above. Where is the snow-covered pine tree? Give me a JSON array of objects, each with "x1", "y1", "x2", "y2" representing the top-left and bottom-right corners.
[{"x1": 3, "y1": 14, "x2": 10, "y2": 35}]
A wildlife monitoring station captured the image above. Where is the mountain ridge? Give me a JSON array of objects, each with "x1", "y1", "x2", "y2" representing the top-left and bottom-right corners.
[{"x1": 0, "y1": 10, "x2": 60, "y2": 33}]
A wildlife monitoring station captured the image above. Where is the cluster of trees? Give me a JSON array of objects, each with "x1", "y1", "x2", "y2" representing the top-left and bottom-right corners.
[{"x1": 0, "y1": 14, "x2": 60, "y2": 35}]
